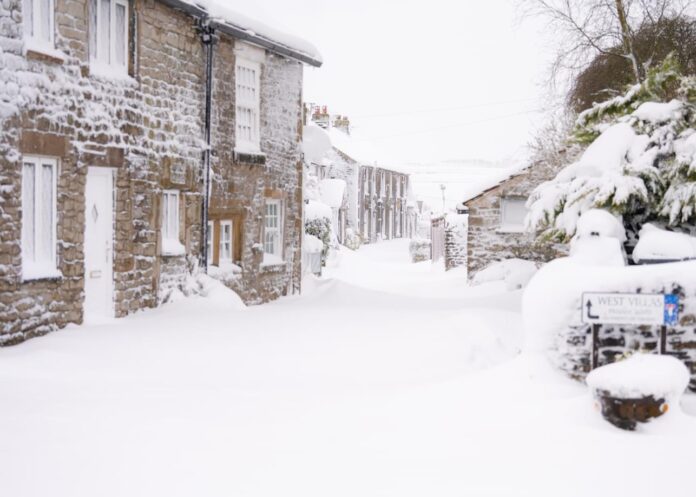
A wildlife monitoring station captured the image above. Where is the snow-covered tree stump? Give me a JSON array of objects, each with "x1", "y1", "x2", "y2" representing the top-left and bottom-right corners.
[{"x1": 586, "y1": 354, "x2": 690, "y2": 430}]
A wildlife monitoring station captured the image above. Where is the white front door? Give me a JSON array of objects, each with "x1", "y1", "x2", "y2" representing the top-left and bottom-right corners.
[{"x1": 84, "y1": 167, "x2": 114, "y2": 320}]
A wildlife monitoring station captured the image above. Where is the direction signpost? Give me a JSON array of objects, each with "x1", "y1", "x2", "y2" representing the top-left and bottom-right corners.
[{"x1": 581, "y1": 292, "x2": 680, "y2": 369}]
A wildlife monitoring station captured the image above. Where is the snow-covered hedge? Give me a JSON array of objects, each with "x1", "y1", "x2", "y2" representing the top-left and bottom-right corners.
[{"x1": 409, "y1": 238, "x2": 431, "y2": 263}]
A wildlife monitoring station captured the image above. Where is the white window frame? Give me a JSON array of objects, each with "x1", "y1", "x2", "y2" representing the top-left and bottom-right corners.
[
  {"x1": 22, "y1": 156, "x2": 58, "y2": 280},
  {"x1": 161, "y1": 190, "x2": 183, "y2": 255},
  {"x1": 23, "y1": 0, "x2": 55, "y2": 49},
  {"x1": 90, "y1": 0, "x2": 129, "y2": 72},
  {"x1": 219, "y1": 220, "x2": 233, "y2": 263},
  {"x1": 263, "y1": 199, "x2": 283, "y2": 262},
  {"x1": 499, "y1": 197, "x2": 528, "y2": 233},
  {"x1": 235, "y1": 58, "x2": 261, "y2": 153}
]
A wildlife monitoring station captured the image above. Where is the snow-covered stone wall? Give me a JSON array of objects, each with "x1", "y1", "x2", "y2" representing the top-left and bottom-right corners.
[{"x1": 444, "y1": 213, "x2": 467, "y2": 272}]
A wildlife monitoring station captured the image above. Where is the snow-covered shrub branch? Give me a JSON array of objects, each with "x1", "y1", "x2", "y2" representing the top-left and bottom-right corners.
[{"x1": 528, "y1": 55, "x2": 696, "y2": 242}]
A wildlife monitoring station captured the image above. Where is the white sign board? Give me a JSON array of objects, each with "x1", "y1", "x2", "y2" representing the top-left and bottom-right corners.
[{"x1": 581, "y1": 292, "x2": 679, "y2": 326}]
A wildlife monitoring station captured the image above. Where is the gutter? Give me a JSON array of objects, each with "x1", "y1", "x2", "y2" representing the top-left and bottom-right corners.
[{"x1": 158, "y1": 0, "x2": 323, "y2": 67}]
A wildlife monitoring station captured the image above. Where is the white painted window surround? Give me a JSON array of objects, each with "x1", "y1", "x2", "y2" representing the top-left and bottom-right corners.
[
  {"x1": 22, "y1": 156, "x2": 60, "y2": 280},
  {"x1": 23, "y1": 0, "x2": 55, "y2": 53},
  {"x1": 89, "y1": 0, "x2": 128, "y2": 75},
  {"x1": 219, "y1": 220, "x2": 233, "y2": 263},
  {"x1": 499, "y1": 197, "x2": 528, "y2": 233},
  {"x1": 263, "y1": 199, "x2": 283, "y2": 264},
  {"x1": 235, "y1": 58, "x2": 261, "y2": 154},
  {"x1": 161, "y1": 190, "x2": 184, "y2": 256}
]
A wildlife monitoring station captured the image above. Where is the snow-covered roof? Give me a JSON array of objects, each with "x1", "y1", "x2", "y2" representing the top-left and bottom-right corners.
[
  {"x1": 461, "y1": 164, "x2": 528, "y2": 204},
  {"x1": 303, "y1": 123, "x2": 332, "y2": 165},
  {"x1": 160, "y1": 0, "x2": 322, "y2": 66},
  {"x1": 319, "y1": 179, "x2": 346, "y2": 208}
]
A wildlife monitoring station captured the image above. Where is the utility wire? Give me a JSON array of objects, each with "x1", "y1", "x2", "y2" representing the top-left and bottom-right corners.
[
  {"x1": 351, "y1": 97, "x2": 538, "y2": 119},
  {"x1": 351, "y1": 109, "x2": 542, "y2": 142}
]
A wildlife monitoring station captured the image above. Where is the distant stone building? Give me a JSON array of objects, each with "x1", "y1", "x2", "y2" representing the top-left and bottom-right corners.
[
  {"x1": 306, "y1": 106, "x2": 418, "y2": 245},
  {"x1": 434, "y1": 161, "x2": 567, "y2": 277},
  {"x1": 0, "y1": 0, "x2": 321, "y2": 344}
]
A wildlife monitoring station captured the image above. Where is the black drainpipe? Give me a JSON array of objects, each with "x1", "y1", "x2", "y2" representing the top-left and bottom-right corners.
[{"x1": 199, "y1": 21, "x2": 215, "y2": 272}]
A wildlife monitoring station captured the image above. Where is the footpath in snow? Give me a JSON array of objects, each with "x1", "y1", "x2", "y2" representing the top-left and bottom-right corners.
[{"x1": 0, "y1": 239, "x2": 694, "y2": 497}]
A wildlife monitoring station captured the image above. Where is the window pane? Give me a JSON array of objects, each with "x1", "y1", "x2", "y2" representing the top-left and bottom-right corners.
[
  {"x1": 23, "y1": 0, "x2": 34, "y2": 38},
  {"x1": 99, "y1": 0, "x2": 111, "y2": 63},
  {"x1": 168, "y1": 193, "x2": 177, "y2": 239},
  {"x1": 115, "y1": 2, "x2": 126, "y2": 66},
  {"x1": 89, "y1": 0, "x2": 97, "y2": 58},
  {"x1": 22, "y1": 163, "x2": 35, "y2": 263},
  {"x1": 502, "y1": 199, "x2": 528, "y2": 226},
  {"x1": 40, "y1": 164, "x2": 54, "y2": 262},
  {"x1": 38, "y1": 0, "x2": 51, "y2": 42},
  {"x1": 162, "y1": 193, "x2": 170, "y2": 239}
]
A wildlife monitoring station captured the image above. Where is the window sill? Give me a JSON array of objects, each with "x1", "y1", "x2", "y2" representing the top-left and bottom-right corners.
[
  {"x1": 496, "y1": 226, "x2": 527, "y2": 234},
  {"x1": 22, "y1": 266, "x2": 63, "y2": 282},
  {"x1": 234, "y1": 147, "x2": 266, "y2": 165},
  {"x1": 161, "y1": 239, "x2": 186, "y2": 257},
  {"x1": 24, "y1": 41, "x2": 65, "y2": 64},
  {"x1": 89, "y1": 61, "x2": 136, "y2": 84}
]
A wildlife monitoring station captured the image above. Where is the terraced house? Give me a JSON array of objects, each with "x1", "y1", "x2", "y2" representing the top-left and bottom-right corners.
[{"x1": 0, "y1": 0, "x2": 321, "y2": 344}]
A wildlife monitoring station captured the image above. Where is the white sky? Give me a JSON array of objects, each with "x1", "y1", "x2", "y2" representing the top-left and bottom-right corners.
[{"x1": 230, "y1": 0, "x2": 555, "y2": 166}]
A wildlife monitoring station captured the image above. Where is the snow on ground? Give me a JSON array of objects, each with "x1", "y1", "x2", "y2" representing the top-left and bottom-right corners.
[{"x1": 0, "y1": 239, "x2": 695, "y2": 496}]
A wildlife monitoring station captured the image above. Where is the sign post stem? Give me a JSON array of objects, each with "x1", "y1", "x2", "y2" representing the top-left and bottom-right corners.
[
  {"x1": 659, "y1": 325, "x2": 667, "y2": 355},
  {"x1": 591, "y1": 324, "x2": 600, "y2": 370}
]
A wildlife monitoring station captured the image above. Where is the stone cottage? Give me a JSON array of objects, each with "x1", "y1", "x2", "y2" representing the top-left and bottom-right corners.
[
  {"x1": 443, "y1": 161, "x2": 566, "y2": 277},
  {"x1": 0, "y1": 0, "x2": 321, "y2": 344}
]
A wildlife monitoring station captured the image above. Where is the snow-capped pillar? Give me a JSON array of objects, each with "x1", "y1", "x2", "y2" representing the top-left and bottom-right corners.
[{"x1": 445, "y1": 213, "x2": 468, "y2": 274}]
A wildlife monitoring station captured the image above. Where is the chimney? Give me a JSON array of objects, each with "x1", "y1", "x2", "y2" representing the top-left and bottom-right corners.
[{"x1": 332, "y1": 114, "x2": 351, "y2": 135}]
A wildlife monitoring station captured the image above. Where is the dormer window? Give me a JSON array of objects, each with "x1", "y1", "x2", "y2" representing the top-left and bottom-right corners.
[
  {"x1": 89, "y1": 0, "x2": 128, "y2": 74},
  {"x1": 23, "y1": 0, "x2": 54, "y2": 49}
]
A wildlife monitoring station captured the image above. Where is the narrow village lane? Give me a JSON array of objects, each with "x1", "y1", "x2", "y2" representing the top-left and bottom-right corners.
[{"x1": 0, "y1": 240, "x2": 694, "y2": 497}]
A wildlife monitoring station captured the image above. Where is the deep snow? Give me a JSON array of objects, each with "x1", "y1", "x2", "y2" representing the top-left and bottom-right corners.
[{"x1": 0, "y1": 239, "x2": 694, "y2": 497}]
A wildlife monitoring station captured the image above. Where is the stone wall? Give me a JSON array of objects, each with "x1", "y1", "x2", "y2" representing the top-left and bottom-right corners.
[
  {"x1": 464, "y1": 162, "x2": 567, "y2": 278},
  {"x1": 444, "y1": 213, "x2": 467, "y2": 272},
  {"x1": 554, "y1": 283, "x2": 696, "y2": 392}
]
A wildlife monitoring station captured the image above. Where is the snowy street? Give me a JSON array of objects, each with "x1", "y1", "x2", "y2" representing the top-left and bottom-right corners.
[{"x1": 0, "y1": 240, "x2": 694, "y2": 497}]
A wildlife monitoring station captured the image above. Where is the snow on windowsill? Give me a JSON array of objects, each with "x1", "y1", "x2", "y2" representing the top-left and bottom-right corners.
[
  {"x1": 22, "y1": 263, "x2": 63, "y2": 282},
  {"x1": 23, "y1": 39, "x2": 65, "y2": 62},
  {"x1": 497, "y1": 225, "x2": 527, "y2": 234},
  {"x1": 261, "y1": 254, "x2": 286, "y2": 271},
  {"x1": 234, "y1": 146, "x2": 265, "y2": 161},
  {"x1": 161, "y1": 238, "x2": 186, "y2": 257},
  {"x1": 89, "y1": 61, "x2": 136, "y2": 84}
]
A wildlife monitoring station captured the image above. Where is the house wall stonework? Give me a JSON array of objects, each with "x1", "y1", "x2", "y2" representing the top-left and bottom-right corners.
[
  {"x1": 207, "y1": 37, "x2": 304, "y2": 305},
  {"x1": 464, "y1": 162, "x2": 567, "y2": 277},
  {"x1": 444, "y1": 214, "x2": 467, "y2": 272}
]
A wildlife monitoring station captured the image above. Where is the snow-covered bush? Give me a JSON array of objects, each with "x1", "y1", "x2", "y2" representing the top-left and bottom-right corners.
[
  {"x1": 305, "y1": 216, "x2": 331, "y2": 265},
  {"x1": 528, "y1": 56, "x2": 696, "y2": 245},
  {"x1": 569, "y1": 209, "x2": 627, "y2": 266},
  {"x1": 409, "y1": 238, "x2": 431, "y2": 263},
  {"x1": 471, "y1": 259, "x2": 539, "y2": 291},
  {"x1": 343, "y1": 228, "x2": 361, "y2": 250},
  {"x1": 633, "y1": 223, "x2": 696, "y2": 263}
]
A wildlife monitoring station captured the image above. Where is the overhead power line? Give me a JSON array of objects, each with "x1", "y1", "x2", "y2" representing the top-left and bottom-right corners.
[
  {"x1": 351, "y1": 109, "x2": 542, "y2": 142},
  {"x1": 351, "y1": 97, "x2": 538, "y2": 119}
]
